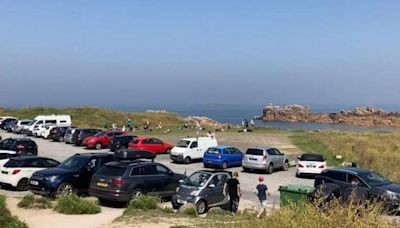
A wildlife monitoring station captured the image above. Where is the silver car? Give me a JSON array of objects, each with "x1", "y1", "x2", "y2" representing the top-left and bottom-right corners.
[
  {"x1": 63, "y1": 127, "x2": 76, "y2": 144},
  {"x1": 242, "y1": 146, "x2": 289, "y2": 174}
]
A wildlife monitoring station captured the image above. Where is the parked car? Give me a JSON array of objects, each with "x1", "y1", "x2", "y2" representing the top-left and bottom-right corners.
[
  {"x1": 31, "y1": 124, "x2": 47, "y2": 137},
  {"x1": 170, "y1": 137, "x2": 218, "y2": 164},
  {"x1": 242, "y1": 146, "x2": 289, "y2": 174},
  {"x1": 109, "y1": 135, "x2": 137, "y2": 152},
  {"x1": 128, "y1": 136, "x2": 173, "y2": 154},
  {"x1": 63, "y1": 127, "x2": 76, "y2": 144},
  {"x1": 89, "y1": 152, "x2": 185, "y2": 203},
  {"x1": 171, "y1": 170, "x2": 230, "y2": 214},
  {"x1": 203, "y1": 146, "x2": 243, "y2": 169},
  {"x1": 29, "y1": 153, "x2": 116, "y2": 197},
  {"x1": 11, "y1": 120, "x2": 33, "y2": 134},
  {"x1": 0, "y1": 156, "x2": 60, "y2": 191},
  {"x1": 49, "y1": 126, "x2": 69, "y2": 142},
  {"x1": 296, "y1": 153, "x2": 326, "y2": 177},
  {"x1": 0, "y1": 138, "x2": 38, "y2": 156},
  {"x1": 83, "y1": 131, "x2": 126, "y2": 150},
  {"x1": 41, "y1": 125, "x2": 57, "y2": 139},
  {"x1": 4, "y1": 119, "x2": 18, "y2": 132},
  {"x1": 72, "y1": 128, "x2": 102, "y2": 146},
  {"x1": 0, "y1": 150, "x2": 17, "y2": 160},
  {"x1": 0, "y1": 117, "x2": 18, "y2": 130},
  {"x1": 0, "y1": 116, "x2": 17, "y2": 125},
  {"x1": 315, "y1": 167, "x2": 400, "y2": 213}
]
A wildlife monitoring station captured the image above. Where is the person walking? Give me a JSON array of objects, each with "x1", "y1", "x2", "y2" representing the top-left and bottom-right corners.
[
  {"x1": 224, "y1": 171, "x2": 241, "y2": 215},
  {"x1": 127, "y1": 118, "x2": 132, "y2": 132},
  {"x1": 256, "y1": 176, "x2": 270, "y2": 218}
]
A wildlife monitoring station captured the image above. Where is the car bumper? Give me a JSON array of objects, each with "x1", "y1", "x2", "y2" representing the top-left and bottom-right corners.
[
  {"x1": 89, "y1": 187, "x2": 130, "y2": 202},
  {"x1": 171, "y1": 194, "x2": 200, "y2": 207},
  {"x1": 242, "y1": 161, "x2": 267, "y2": 170},
  {"x1": 28, "y1": 180, "x2": 58, "y2": 196},
  {"x1": 297, "y1": 167, "x2": 325, "y2": 175},
  {"x1": 85, "y1": 142, "x2": 96, "y2": 148},
  {"x1": 0, "y1": 175, "x2": 18, "y2": 187},
  {"x1": 170, "y1": 154, "x2": 185, "y2": 163},
  {"x1": 203, "y1": 159, "x2": 223, "y2": 167}
]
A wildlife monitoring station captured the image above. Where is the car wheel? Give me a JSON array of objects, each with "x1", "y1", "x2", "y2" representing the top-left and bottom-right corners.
[
  {"x1": 296, "y1": 171, "x2": 301, "y2": 178},
  {"x1": 184, "y1": 157, "x2": 191, "y2": 164},
  {"x1": 267, "y1": 163, "x2": 274, "y2": 174},
  {"x1": 56, "y1": 182, "x2": 74, "y2": 197},
  {"x1": 95, "y1": 143, "x2": 102, "y2": 150},
  {"x1": 196, "y1": 200, "x2": 208, "y2": 214},
  {"x1": 16, "y1": 178, "x2": 29, "y2": 191},
  {"x1": 130, "y1": 188, "x2": 144, "y2": 200},
  {"x1": 283, "y1": 161, "x2": 289, "y2": 171},
  {"x1": 221, "y1": 161, "x2": 228, "y2": 169}
]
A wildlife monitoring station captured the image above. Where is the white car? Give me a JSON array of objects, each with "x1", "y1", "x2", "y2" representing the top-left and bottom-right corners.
[
  {"x1": 41, "y1": 125, "x2": 57, "y2": 139},
  {"x1": 0, "y1": 150, "x2": 17, "y2": 160},
  {"x1": 0, "y1": 156, "x2": 60, "y2": 191},
  {"x1": 296, "y1": 153, "x2": 327, "y2": 177}
]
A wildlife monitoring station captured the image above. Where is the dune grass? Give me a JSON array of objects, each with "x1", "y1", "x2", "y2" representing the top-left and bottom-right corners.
[
  {"x1": 0, "y1": 195, "x2": 28, "y2": 228},
  {"x1": 17, "y1": 194, "x2": 52, "y2": 209},
  {"x1": 54, "y1": 195, "x2": 101, "y2": 215}
]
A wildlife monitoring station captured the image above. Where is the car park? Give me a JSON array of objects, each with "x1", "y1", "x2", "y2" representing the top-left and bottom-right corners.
[
  {"x1": 109, "y1": 135, "x2": 137, "y2": 152},
  {"x1": 128, "y1": 136, "x2": 173, "y2": 154},
  {"x1": 89, "y1": 150, "x2": 185, "y2": 203},
  {"x1": 72, "y1": 128, "x2": 102, "y2": 146},
  {"x1": 49, "y1": 126, "x2": 69, "y2": 142},
  {"x1": 0, "y1": 138, "x2": 38, "y2": 156},
  {"x1": 315, "y1": 167, "x2": 400, "y2": 213},
  {"x1": 203, "y1": 146, "x2": 243, "y2": 169},
  {"x1": 63, "y1": 127, "x2": 76, "y2": 144},
  {"x1": 296, "y1": 153, "x2": 326, "y2": 177},
  {"x1": 11, "y1": 120, "x2": 33, "y2": 134},
  {"x1": 0, "y1": 156, "x2": 60, "y2": 191},
  {"x1": 242, "y1": 146, "x2": 289, "y2": 174},
  {"x1": 84, "y1": 131, "x2": 126, "y2": 150},
  {"x1": 171, "y1": 170, "x2": 230, "y2": 214},
  {"x1": 28, "y1": 153, "x2": 116, "y2": 197},
  {"x1": 170, "y1": 137, "x2": 218, "y2": 164}
]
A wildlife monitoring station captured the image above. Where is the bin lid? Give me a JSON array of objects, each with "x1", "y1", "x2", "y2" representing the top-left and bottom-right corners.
[{"x1": 278, "y1": 184, "x2": 315, "y2": 194}]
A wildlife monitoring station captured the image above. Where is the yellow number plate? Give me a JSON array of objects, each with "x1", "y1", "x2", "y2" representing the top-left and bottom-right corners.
[{"x1": 97, "y1": 182, "x2": 108, "y2": 187}]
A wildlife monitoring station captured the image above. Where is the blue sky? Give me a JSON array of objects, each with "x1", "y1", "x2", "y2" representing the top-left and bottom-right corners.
[{"x1": 1, "y1": 1, "x2": 399, "y2": 109}]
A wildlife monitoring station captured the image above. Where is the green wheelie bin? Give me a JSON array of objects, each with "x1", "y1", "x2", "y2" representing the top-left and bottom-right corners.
[{"x1": 278, "y1": 184, "x2": 315, "y2": 207}]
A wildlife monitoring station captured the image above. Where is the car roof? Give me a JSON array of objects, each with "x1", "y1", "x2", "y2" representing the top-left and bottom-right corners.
[
  {"x1": 212, "y1": 145, "x2": 232, "y2": 149},
  {"x1": 325, "y1": 167, "x2": 371, "y2": 175},
  {"x1": 301, "y1": 153, "x2": 323, "y2": 157},
  {"x1": 195, "y1": 170, "x2": 232, "y2": 175},
  {"x1": 105, "y1": 160, "x2": 151, "y2": 168},
  {"x1": 247, "y1": 146, "x2": 274, "y2": 150},
  {"x1": 73, "y1": 152, "x2": 114, "y2": 157},
  {"x1": 115, "y1": 135, "x2": 136, "y2": 138},
  {"x1": 9, "y1": 156, "x2": 54, "y2": 161},
  {"x1": 5, "y1": 137, "x2": 33, "y2": 141}
]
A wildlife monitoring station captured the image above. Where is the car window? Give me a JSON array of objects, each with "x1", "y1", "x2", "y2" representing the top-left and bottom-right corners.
[
  {"x1": 130, "y1": 167, "x2": 140, "y2": 176},
  {"x1": 152, "y1": 138, "x2": 163, "y2": 144},
  {"x1": 300, "y1": 154, "x2": 324, "y2": 162},
  {"x1": 231, "y1": 148, "x2": 242, "y2": 154},
  {"x1": 87, "y1": 158, "x2": 97, "y2": 169},
  {"x1": 41, "y1": 158, "x2": 60, "y2": 167},
  {"x1": 223, "y1": 148, "x2": 231, "y2": 154},
  {"x1": 207, "y1": 147, "x2": 221, "y2": 154},
  {"x1": 267, "y1": 149, "x2": 275, "y2": 156},
  {"x1": 324, "y1": 171, "x2": 346, "y2": 182},
  {"x1": 4, "y1": 159, "x2": 23, "y2": 168},
  {"x1": 98, "y1": 165, "x2": 127, "y2": 176},
  {"x1": 358, "y1": 171, "x2": 391, "y2": 186},
  {"x1": 246, "y1": 149, "x2": 264, "y2": 156},
  {"x1": 274, "y1": 149, "x2": 282, "y2": 155},
  {"x1": 0, "y1": 153, "x2": 13, "y2": 159},
  {"x1": 140, "y1": 165, "x2": 157, "y2": 175},
  {"x1": 190, "y1": 141, "x2": 198, "y2": 148},
  {"x1": 24, "y1": 159, "x2": 41, "y2": 167},
  {"x1": 114, "y1": 132, "x2": 123, "y2": 136},
  {"x1": 100, "y1": 157, "x2": 115, "y2": 166},
  {"x1": 142, "y1": 139, "x2": 152, "y2": 144},
  {"x1": 156, "y1": 164, "x2": 170, "y2": 175},
  {"x1": 347, "y1": 174, "x2": 367, "y2": 187}
]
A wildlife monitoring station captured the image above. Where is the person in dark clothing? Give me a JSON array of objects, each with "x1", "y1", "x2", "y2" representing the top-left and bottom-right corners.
[
  {"x1": 256, "y1": 176, "x2": 270, "y2": 218},
  {"x1": 223, "y1": 171, "x2": 241, "y2": 215}
]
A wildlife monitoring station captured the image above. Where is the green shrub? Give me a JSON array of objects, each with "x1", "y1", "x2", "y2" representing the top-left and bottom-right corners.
[
  {"x1": 0, "y1": 195, "x2": 28, "y2": 228},
  {"x1": 54, "y1": 195, "x2": 101, "y2": 214},
  {"x1": 178, "y1": 204, "x2": 198, "y2": 217},
  {"x1": 161, "y1": 207, "x2": 175, "y2": 214},
  {"x1": 18, "y1": 195, "x2": 52, "y2": 209},
  {"x1": 123, "y1": 195, "x2": 160, "y2": 215}
]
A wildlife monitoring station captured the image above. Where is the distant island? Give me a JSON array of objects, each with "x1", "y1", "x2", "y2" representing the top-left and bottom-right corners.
[{"x1": 256, "y1": 104, "x2": 400, "y2": 128}]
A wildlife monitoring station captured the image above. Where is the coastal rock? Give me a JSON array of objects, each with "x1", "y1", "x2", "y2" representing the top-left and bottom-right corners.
[{"x1": 183, "y1": 116, "x2": 222, "y2": 128}]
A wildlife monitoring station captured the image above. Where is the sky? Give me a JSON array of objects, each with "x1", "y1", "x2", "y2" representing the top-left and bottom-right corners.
[{"x1": 1, "y1": 1, "x2": 400, "y2": 109}]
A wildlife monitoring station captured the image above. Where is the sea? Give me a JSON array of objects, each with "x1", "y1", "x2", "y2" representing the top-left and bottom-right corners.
[{"x1": 114, "y1": 104, "x2": 400, "y2": 132}]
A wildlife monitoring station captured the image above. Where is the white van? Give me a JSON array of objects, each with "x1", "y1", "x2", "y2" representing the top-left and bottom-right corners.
[
  {"x1": 25, "y1": 115, "x2": 71, "y2": 135},
  {"x1": 170, "y1": 137, "x2": 218, "y2": 164}
]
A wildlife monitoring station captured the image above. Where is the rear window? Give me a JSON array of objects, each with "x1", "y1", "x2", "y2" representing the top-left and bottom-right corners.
[
  {"x1": 97, "y1": 165, "x2": 127, "y2": 176},
  {"x1": 4, "y1": 159, "x2": 23, "y2": 168},
  {"x1": 206, "y1": 148, "x2": 221, "y2": 154},
  {"x1": 300, "y1": 154, "x2": 324, "y2": 162},
  {"x1": 245, "y1": 149, "x2": 264, "y2": 156}
]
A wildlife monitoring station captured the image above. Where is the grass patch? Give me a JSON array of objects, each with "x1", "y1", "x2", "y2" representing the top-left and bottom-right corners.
[
  {"x1": 17, "y1": 194, "x2": 52, "y2": 209},
  {"x1": 123, "y1": 195, "x2": 160, "y2": 216},
  {"x1": 178, "y1": 204, "x2": 198, "y2": 217},
  {"x1": 0, "y1": 195, "x2": 28, "y2": 228},
  {"x1": 54, "y1": 195, "x2": 101, "y2": 215}
]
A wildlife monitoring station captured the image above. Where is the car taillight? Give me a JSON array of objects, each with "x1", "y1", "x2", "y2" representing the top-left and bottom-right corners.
[
  {"x1": 111, "y1": 178, "x2": 124, "y2": 186},
  {"x1": 318, "y1": 165, "x2": 325, "y2": 169},
  {"x1": 12, "y1": 169, "x2": 21, "y2": 175},
  {"x1": 298, "y1": 164, "x2": 304, "y2": 168}
]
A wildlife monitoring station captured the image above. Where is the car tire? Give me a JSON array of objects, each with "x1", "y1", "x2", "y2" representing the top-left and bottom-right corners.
[
  {"x1": 221, "y1": 161, "x2": 228, "y2": 169},
  {"x1": 196, "y1": 200, "x2": 208, "y2": 214},
  {"x1": 283, "y1": 161, "x2": 289, "y2": 171},
  {"x1": 204, "y1": 164, "x2": 210, "y2": 168},
  {"x1": 56, "y1": 182, "x2": 74, "y2": 197},
  {"x1": 267, "y1": 163, "x2": 274, "y2": 174},
  {"x1": 296, "y1": 172, "x2": 301, "y2": 178},
  {"x1": 130, "y1": 188, "x2": 144, "y2": 200},
  {"x1": 172, "y1": 203, "x2": 181, "y2": 210},
  {"x1": 16, "y1": 178, "x2": 29, "y2": 191},
  {"x1": 243, "y1": 167, "x2": 250, "y2": 172},
  {"x1": 184, "y1": 157, "x2": 191, "y2": 164},
  {"x1": 95, "y1": 143, "x2": 102, "y2": 150}
]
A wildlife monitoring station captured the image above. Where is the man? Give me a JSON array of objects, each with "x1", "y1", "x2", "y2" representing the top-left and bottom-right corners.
[
  {"x1": 224, "y1": 171, "x2": 241, "y2": 215},
  {"x1": 256, "y1": 176, "x2": 270, "y2": 218}
]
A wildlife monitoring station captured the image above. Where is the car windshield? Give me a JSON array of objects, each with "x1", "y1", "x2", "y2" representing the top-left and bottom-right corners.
[
  {"x1": 94, "y1": 132, "x2": 106, "y2": 137},
  {"x1": 358, "y1": 171, "x2": 391, "y2": 187},
  {"x1": 176, "y1": 140, "x2": 191, "y2": 148},
  {"x1": 27, "y1": 120, "x2": 36, "y2": 126},
  {"x1": 300, "y1": 154, "x2": 324, "y2": 162},
  {"x1": 183, "y1": 172, "x2": 212, "y2": 188},
  {"x1": 246, "y1": 149, "x2": 264, "y2": 156},
  {"x1": 58, "y1": 156, "x2": 90, "y2": 170},
  {"x1": 206, "y1": 147, "x2": 221, "y2": 154}
]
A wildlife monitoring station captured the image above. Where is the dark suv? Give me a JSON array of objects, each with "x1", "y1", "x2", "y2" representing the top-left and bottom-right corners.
[
  {"x1": 29, "y1": 153, "x2": 116, "y2": 197},
  {"x1": 315, "y1": 167, "x2": 400, "y2": 213},
  {"x1": 72, "y1": 128, "x2": 101, "y2": 146},
  {"x1": 49, "y1": 126, "x2": 69, "y2": 142},
  {"x1": 109, "y1": 135, "x2": 137, "y2": 152},
  {"x1": 89, "y1": 154, "x2": 185, "y2": 203},
  {"x1": 0, "y1": 138, "x2": 38, "y2": 156}
]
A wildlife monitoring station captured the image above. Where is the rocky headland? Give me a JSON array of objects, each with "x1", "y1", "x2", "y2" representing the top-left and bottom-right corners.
[{"x1": 257, "y1": 104, "x2": 400, "y2": 128}]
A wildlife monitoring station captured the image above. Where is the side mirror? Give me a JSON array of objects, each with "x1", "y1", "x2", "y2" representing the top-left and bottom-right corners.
[
  {"x1": 281, "y1": 153, "x2": 285, "y2": 155},
  {"x1": 208, "y1": 184, "x2": 216, "y2": 188}
]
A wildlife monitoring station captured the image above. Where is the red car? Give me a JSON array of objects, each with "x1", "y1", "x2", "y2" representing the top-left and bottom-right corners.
[
  {"x1": 128, "y1": 136, "x2": 173, "y2": 154},
  {"x1": 84, "y1": 131, "x2": 126, "y2": 149}
]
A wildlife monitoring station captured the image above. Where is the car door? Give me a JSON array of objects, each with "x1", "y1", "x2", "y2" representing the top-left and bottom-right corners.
[
  {"x1": 266, "y1": 149, "x2": 277, "y2": 168},
  {"x1": 273, "y1": 149, "x2": 284, "y2": 168},
  {"x1": 205, "y1": 174, "x2": 228, "y2": 206},
  {"x1": 151, "y1": 138, "x2": 165, "y2": 153},
  {"x1": 141, "y1": 138, "x2": 153, "y2": 151},
  {"x1": 138, "y1": 165, "x2": 160, "y2": 195},
  {"x1": 154, "y1": 164, "x2": 176, "y2": 196},
  {"x1": 230, "y1": 148, "x2": 243, "y2": 166},
  {"x1": 189, "y1": 141, "x2": 200, "y2": 158},
  {"x1": 75, "y1": 158, "x2": 98, "y2": 192}
]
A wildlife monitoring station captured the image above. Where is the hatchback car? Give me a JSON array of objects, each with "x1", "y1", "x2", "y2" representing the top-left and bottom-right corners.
[
  {"x1": 242, "y1": 146, "x2": 289, "y2": 174},
  {"x1": 109, "y1": 135, "x2": 137, "y2": 152},
  {"x1": 63, "y1": 127, "x2": 76, "y2": 144},
  {"x1": 203, "y1": 146, "x2": 243, "y2": 169},
  {"x1": 0, "y1": 138, "x2": 38, "y2": 156},
  {"x1": 84, "y1": 131, "x2": 126, "y2": 150},
  {"x1": 72, "y1": 128, "x2": 102, "y2": 146},
  {"x1": 171, "y1": 170, "x2": 231, "y2": 214},
  {"x1": 49, "y1": 126, "x2": 69, "y2": 142},
  {"x1": 0, "y1": 117, "x2": 18, "y2": 130},
  {"x1": 296, "y1": 153, "x2": 326, "y2": 177},
  {"x1": 4, "y1": 119, "x2": 18, "y2": 132},
  {"x1": 128, "y1": 137, "x2": 173, "y2": 154},
  {"x1": 0, "y1": 156, "x2": 60, "y2": 191}
]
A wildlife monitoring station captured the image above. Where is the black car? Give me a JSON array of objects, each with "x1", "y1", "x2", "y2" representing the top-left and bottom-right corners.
[
  {"x1": 29, "y1": 153, "x2": 116, "y2": 197},
  {"x1": 0, "y1": 118, "x2": 18, "y2": 130},
  {"x1": 72, "y1": 128, "x2": 101, "y2": 146},
  {"x1": 109, "y1": 135, "x2": 137, "y2": 152},
  {"x1": 0, "y1": 138, "x2": 38, "y2": 156},
  {"x1": 4, "y1": 119, "x2": 18, "y2": 132},
  {"x1": 49, "y1": 126, "x2": 69, "y2": 142},
  {"x1": 315, "y1": 167, "x2": 400, "y2": 213},
  {"x1": 89, "y1": 150, "x2": 185, "y2": 203}
]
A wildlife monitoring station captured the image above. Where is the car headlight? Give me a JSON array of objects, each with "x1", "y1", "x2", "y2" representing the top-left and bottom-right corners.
[
  {"x1": 45, "y1": 175, "x2": 58, "y2": 182},
  {"x1": 190, "y1": 190, "x2": 200, "y2": 196},
  {"x1": 384, "y1": 191, "x2": 400, "y2": 200}
]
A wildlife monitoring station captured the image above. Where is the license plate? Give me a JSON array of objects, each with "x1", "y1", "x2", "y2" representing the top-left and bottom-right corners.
[
  {"x1": 97, "y1": 182, "x2": 108, "y2": 187},
  {"x1": 207, "y1": 160, "x2": 212, "y2": 163},
  {"x1": 177, "y1": 199, "x2": 187, "y2": 204},
  {"x1": 249, "y1": 158, "x2": 257, "y2": 161},
  {"x1": 307, "y1": 165, "x2": 315, "y2": 168},
  {"x1": 30, "y1": 180, "x2": 39, "y2": 186}
]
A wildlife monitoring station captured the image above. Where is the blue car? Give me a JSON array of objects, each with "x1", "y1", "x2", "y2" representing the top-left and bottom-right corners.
[{"x1": 203, "y1": 146, "x2": 244, "y2": 169}]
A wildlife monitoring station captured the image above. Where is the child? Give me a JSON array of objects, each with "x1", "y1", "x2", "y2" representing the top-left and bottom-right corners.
[{"x1": 256, "y1": 176, "x2": 269, "y2": 218}]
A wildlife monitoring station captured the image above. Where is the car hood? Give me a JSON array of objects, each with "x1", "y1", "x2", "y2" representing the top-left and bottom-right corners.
[
  {"x1": 378, "y1": 183, "x2": 400, "y2": 194},
  {"x1": 177, "y1": 185, "x2": 199, "y2": 196},
  {"x1": 34, "y1": 167, "x2": 77, "y2": 176},
  {"x1": 171, "y1": 147, "x2": 187, "y2": 154}
]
